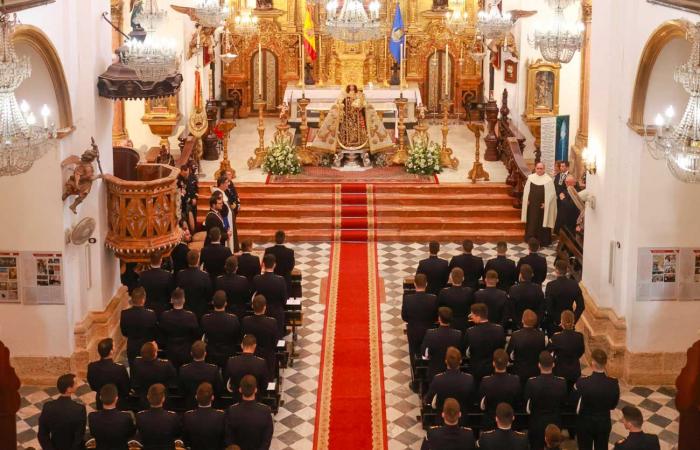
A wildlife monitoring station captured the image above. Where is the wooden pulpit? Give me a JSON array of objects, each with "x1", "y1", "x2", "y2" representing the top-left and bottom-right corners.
[
  {"x1": 676, "y1": 339, "x2": 700, "y2": 450},
  {"x1": 0, "y1": 340, "x2": 21, "y2": 450}
]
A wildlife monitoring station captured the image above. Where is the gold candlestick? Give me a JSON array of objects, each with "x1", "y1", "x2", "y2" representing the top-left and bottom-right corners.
[
  {"x1": 247, "y1": 97, "x2": 268, "y2": 169},
  {"x1": 439, "y1": 97, "x2": 459, "y2": 169},
  {"x1": 296, "y1": 95, "x2": 316, "y2": 165},
  {"x1": 467, "y1": 121, "x2": 489, "y2": 183},
  {"x1": 391, "y1": 96, "x2": 409, "y2": 165},
  {"x1": 215, "y1": 118, "x2": 236, "y2": 179}
]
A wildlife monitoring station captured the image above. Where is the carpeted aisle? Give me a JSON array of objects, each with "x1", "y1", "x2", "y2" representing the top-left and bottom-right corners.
[{"x1": 313, "y1": 184, "x2": 387, "y2": 450}]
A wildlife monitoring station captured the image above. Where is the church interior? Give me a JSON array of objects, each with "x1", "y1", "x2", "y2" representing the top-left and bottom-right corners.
[{"x1": 1, "y1": 0, "x2": 700, "y2": 448}]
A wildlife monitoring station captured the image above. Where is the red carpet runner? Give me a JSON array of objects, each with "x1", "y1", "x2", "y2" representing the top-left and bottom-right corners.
[{"x1": 313, "y1": 184, "x2": 387, "y2": 450}]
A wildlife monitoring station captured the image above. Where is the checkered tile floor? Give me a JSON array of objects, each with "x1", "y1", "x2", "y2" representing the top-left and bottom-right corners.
[{"x1": 15, "y1": 242, "x2": 679, "y2": 450}]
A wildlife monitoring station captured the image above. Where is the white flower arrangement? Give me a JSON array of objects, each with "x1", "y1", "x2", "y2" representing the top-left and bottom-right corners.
[
  {"x1": 405, "y1": 139, "x2": 442, "y2": 175},
  {"x1": 263, "y1": 135, "x2": 302, "y2": 175}
]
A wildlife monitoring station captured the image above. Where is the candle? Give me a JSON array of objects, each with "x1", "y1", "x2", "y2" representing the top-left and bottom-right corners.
[
  {"x1": 41, "y1": 104, "x2": 50, "y2": 129},
  {"x1": 400, "y1": 43, "x2": 404, "y2": 95},
  {"x1": 444, "y1": 44, "x2": 449, "y2": 97},
  {"x1": 258, "y1": 41, "x2": 262, "y2": 97},
  {"x1": 300, "y1": 35, "x2": 305, "y2": 95}
]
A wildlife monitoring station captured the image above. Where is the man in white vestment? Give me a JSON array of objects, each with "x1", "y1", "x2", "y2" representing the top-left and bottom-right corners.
[{"x1": 521, "y1": 162, "x2": 557, "y2": 246}]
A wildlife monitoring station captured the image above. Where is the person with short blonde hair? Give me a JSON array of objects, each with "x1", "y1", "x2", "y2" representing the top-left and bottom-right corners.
[
  {"x1": 421, "y1": 398, "x2": 475, "y2": 449},
  {"x1": 136, "y1": 384, "x2": 181, "y2": 449},
  {"x1": 549, "y1": 309, "x2": 585, "y2": 390},
  {"x1": 507, "y1": 309, "x2": 547, "y2": 385}
]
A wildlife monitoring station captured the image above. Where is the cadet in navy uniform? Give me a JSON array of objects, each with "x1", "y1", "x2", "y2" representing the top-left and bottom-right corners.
[
  {"x1": 37, "y1": 374, "x2": 87, "y2": 450},
  {"x1": 479, "y1": 349, "x2": 521, "y2": 431},
  {"x1": 437, "y1": 268, "x2": 474, "y2": 334},
  {"x1": 224, "y1": 375, "x2": 274, "y2": 450},
  {"x1": 614, "y1": 406, "x2": 661, "y2": 450},
  {"x1": 401, "y1": 274, "x2": 438, "y2": 360},
  {"x1": 214, "y1": 256, "x2": 251, "y2": 319},
  {"x1": 477, "y1": 403, "x2": 528, "y2": 450},
  {"x1": 201, "y1": 290, "x2": 241, "y2": 369},
  {"x1": 237, "y1": 239, "x2": 262, "y2": 282},
  {"x1": 549, "y1": 310, "x2": 585, "y2": 391},
  {"x1": 179, "y1": 341, "x2": 224, "y2": 410},
  {"x1": 484, "y1": 241, "x2": 518, "y2": 291},
  {"x1": 462, "y1": 303, "x2": 506, "y2": 384},
  {"x1": 507, "y1": 309, "x2": 547, "y2": 385},
  {"x1": 264, "y1": 230, "x2": 295, "y2": 289},
  {"x1": 183, "y1": 382, "x2": 226, "y2": 450},
  {"x1": 119, "y1": 287, "x2": 157, "y2": 367},
  {"x1": 508, "y1": 264, "x2": 546, "y2": 329},
  {"x1": 474, "y1": 270, "x2": 509, "y2": 328},
  {"x1": 137, "y1": 252, "x2": 175, "y2": 317},
  {"x1": 420, "y1": 398, "x2": 475, "y2": 450},
  {"x1": 158, "y1": 288, "x2": 201, "y2": 368},
  {"x1": 524, "y1": 351, "x2": 568, "y2": 450},
  {"x1": 88, "y1": 384, "x2": 135, "y2": 449},
  {"x1": 224, "y1": 334, "x2": 270, "y2": 401},
  {"x1": 200, "y1": 227, "x2": 232, "y2": 280},
  {"x1": 545, "y1": 260, "x2": 585, "y2": 334},
  {"x1": 241, "y1": 295, "x2": 279, "y2": 375},
  {"x1": 516, "y1": 238, "x2": 548, "y2": 285},
  {"x1": 420, "y1": 307, "x2": 462, "y2": 382},
  {"x1": 448, "y1": 239, "x2": 484, "y2": 291},
  {"x1": 130, "y1": 342, "x2": 177, "y2": 410},
  {"x1": 175, "y1": 250, "x2": 214, "y2": 321},
  {"x1": 424, "y1": 347, "x2": 474, "y2": 414},
  {"x1": 87, "y1": 338, "x2": 130, "y2": 410},
  {"x1": 135, "y1": 384, "x2": 181, "y2": 450},
  {"x1": 252, "y1": 254, "x2": 288, "y2": 337},
  {"x1": 575, "y1": 349, "x2": 620, "y2": 450},
  {"x1": 417, "y1": 241, "x2": 451, "y2": 295}
]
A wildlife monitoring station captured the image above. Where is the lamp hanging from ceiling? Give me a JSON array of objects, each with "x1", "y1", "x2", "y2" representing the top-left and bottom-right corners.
[
  {"x1": 445, "y1": 0, "x2": 470, "y2": 35},
  {"x1": 119, "y1": 34, "x2": 179, "y2": 82},
  {"x1": 233, "y1": 0, "x2": 259, "y2": 36},
  {"x1": 476, "y1": 0, "x2": 512, "y2": 41},
  {"x1": 194, "y1": 0, "x2": 226, "y2": 28},
  {"x1": 325, "y1": 0, "x2": 383, "y2": 43},
  {"x1": 135, "y1": 0, "x2": 167, "y2": 31},
  {"x1": 529, "y1": 0, "x2": 583, "y2": 64}
]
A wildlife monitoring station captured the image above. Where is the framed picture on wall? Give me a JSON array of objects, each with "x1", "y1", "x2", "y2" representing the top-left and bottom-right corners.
[
  {"x1": 647, "y1": 0, "x2": 700, "y2": 13},
  {"x1": 504, "y1": 59, "x2": 517, "y2": 83}
]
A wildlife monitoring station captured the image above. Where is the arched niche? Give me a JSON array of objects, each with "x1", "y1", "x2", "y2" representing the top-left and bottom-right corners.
[
  {"x1": 628, "y1": 19, "x2": 692, "y2": 135},
  {"x1": 12, "y1": 25, "x2": 74, "y2": 137}
]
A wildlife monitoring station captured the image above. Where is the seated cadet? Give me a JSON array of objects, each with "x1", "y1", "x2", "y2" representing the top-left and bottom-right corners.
[
  {"x1": 183, "y1": 382, "x2": 226, "y2": 450},
  {"x1": 479, "y1": 349, "x2": 521, "y2": 431},
  {"x1": 130, "y1": 342, "x2": 177, "y2": 410},
  {"x1": 87, "y1": 337, "x2": 130, "y2": 410},
  {"x1": 237, "y1": 239, "x2": 262, "y2": 282},
  {"x1": 462, "y1": 303, "x2": 506, "y2": 384},
  {"x1": 484, "y1": 241, "x2": 517, "y2": 291},
  {"x1": 508, "y1": 264, "x2": 545, "y2": 329},
  {"x1": 545, "y1": 260, "x2": 585, "y2": 335},
  {"x1": 524, "y1": 351, "x2": 568, "y2": 450},
  {"x1": 137, "y1": 252, "x2": 175, "y2": 318},
  {"x1": 437, "y1": 268, "x2": 474, "y2": 333},
  {"x1": 575, "y1": 349, "x2": 620, "y2": 450},
  {"x1": 420, "y1": 398, "x2": 475, "y2": 450},
  {"x1": 37, "y1": 374, "x2": 87, "y2": 450},
  {"x1": 158, "y1": 287, "x2": 201, "y2": 369},
  {"x1": 201, "y1": 290, "x2": 241, "y2": 370},
  {"x1": 264, "y1": 230, "x2": 295, "y2": 289},
  {"x1": 506, "y1": 309, "x2": 547, "y2": 385},
  {"x1": 477, "y1": 402, "x2": 528, "y2": 450},
  {"x1": 516, "y1": 238, "x2": 548, "y2": 285},
  {"x1": 614, "y1": 406, "x2": 661, "y2": 450},
  {"x1": 252, "y1": 254, "x2": 288, "y2": 338},
  {"x1": 215, "y1": 256, "x2": 251, "y2": 319},
  {"x1": 417, "y1": 241, "x2": 450, "y2": 295},
  {"x1": 224, "y1": 334, "x2": 270, "y2": 402},
  {"x1": 136, "y1": 384, "x2": 181, "y2": 450},
  {"x1": 545, "y1": 424, "x2": 564, "y2": 450},
  {"x1": 224, "y1": 375, "x2": 274, "y2": 450},
  {"x1": 120, "y1": 287, "x2": 157, "y2": 367},
  {"x1": 448, "y1": 239, "x2": 484, "y2": 291},
  {"x1": 421, "y1": 307, "x2": 462, "y2": 383},
  {"x1": 549, "y1": 310, "x2": 585, "y2": 391},
  {"x1": 175, "y1": 249, "x2": 214, "y2": 321},
  {"x1": 401, "y1": 273, "x2": 438, "y2": 360},
  {"x1": 179, "y1": 341, "x2": 224, "y2": 410},
  {"x1": 424, "y1": 346, "x2": 474, "y2": 414},
  {"x1": 201, "y1": 227, "x2": 233, "y2": 280},
  {"x1": 474, "y1": 270, "x2": 509, "y2": 328},
  {"x1": 241, "y1": 294, "x2": 279, "y2": 375},
  {"x1": 88, "y1": 384, "x2": 136, "y2": 449}
]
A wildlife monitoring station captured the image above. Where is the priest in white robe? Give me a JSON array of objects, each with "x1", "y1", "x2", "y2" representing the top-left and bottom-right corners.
[{"x1": 521, "y1": 162, "x2": 557, "y2": 246}]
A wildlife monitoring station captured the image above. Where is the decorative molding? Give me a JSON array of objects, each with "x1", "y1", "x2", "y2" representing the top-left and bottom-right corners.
[{"x1": 0, "y1": 0, "x2": 54, "y2": 13}]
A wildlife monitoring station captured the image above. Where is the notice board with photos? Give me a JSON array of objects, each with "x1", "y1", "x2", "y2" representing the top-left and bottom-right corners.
[
  {"x1": 637, "y1": 247, "x2": 700, "y2": 301},
  {"x1": 0, "y1": 251, "x2": 64, "y2": 305}
]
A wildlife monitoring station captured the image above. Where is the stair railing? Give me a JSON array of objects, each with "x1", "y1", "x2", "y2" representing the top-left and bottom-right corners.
[{"x1": 496, "y1": 89, "x2": 531, "y2": 209}]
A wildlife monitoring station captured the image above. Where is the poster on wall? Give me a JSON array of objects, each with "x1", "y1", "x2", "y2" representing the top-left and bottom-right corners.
[
  {"x1": 20, "y1": 252, "x2": 64, "y2": 305},
  {"x1": 540, "y1": 116, "x2": 557, "y2": 175},
  {"x1": 637, "y1": 248, "x2": 700, "y2": 301},
  {"x1": 0, "y1": 252, "x2": 20, "y2": 303},
  {"x1": 555, "y1": 115, "x2": 570, "y2": 162}
]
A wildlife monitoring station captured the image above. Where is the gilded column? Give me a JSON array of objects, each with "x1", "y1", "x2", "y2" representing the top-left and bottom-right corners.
[
  {"x1": 111, "y1": 0, "x2": 130, "y2": 146},
  {"x1": 572, "y1": 0, "x2": 592, "y2": 179}
]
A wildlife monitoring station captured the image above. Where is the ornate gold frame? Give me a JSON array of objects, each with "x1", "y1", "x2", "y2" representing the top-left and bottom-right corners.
[
  {"x1": 628, "y1": 19, "x2": 692, "y2": 135},
  {"x1": 525, "y1": 59, "x2": 561, "y2": 119}
]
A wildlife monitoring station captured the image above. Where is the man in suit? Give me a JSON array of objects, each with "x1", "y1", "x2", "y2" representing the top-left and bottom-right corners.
[
  {"x1": 449, "y1": 239, "x2": 484, "y2": 291},
  {"x1": 204, "y1": 191, "x2": 228, "y2": 246},
  {"x1": 183, "y1": 382, "x2": 226, "y2": 450},
  {"x1": 474, "y1": 270, "x2": 509, "y2": 328},
  {"x1": 241, "y1": 295, "x2": 279, "y2": 375},
  {"x1": 225, "y1": 170, "x2": 241, "y2": 252},
  {"x1": 201, "y1": 227, "x2": 232, "y2": 280},
  {"x1": 176, "y1": 250, "x2": 213, "y2": 321},
  {"x1": 215, "y1": 256, "x2": 251, "y2": 319},
  {"x1": 159, "y1": 288, "x2": 201, "y2": 368},
  {"x1": 524, "y1": 351, "x2": 568, "y2": 450},
  {"x1": 437, "y1": 268, "x2": 474, "y2": 334},
  {"x1": 506, "y1": 309, "x2": 547, "y2": 385},
  {"x1": 135, "y1": 384, "x2": 181, "y2": 450},
  {"x1": 88, "y1": 384, "x2": 135, "y2": 449},
  {"x1": 170, "y1": 221, "x2": 191, "y2": 274},
  {"x1": 87, "y1": 338, "x2": 130, "y2": 410},
  {"x1": 420, "y1": 398, "x2": 475, "y2": 450},
  {"x1": 421, "y1": 307, "x2": 462, "y2": 382},
  {"x1": 554, "y1": 161, "x2": 571, "y2": 234},
  {"x1": 38, "y1": 373, "x2": 87, "y2": 450},
  {"x1": 417, "y1": 241, "x2": 450, "y2": 295},
  {"x1": 225, "y1": 334, "x2": 270, "y2": 401},
  {"x1": 508, "y1": 264, "x2": 546, "y2": 329},
  {"x1": 177, "y1": 164, "x2": 198, "y2": 232},
  {"x1": 224, "y1": 375, "x2": 274, "y2": 449},
  {"x1": 463, "y1": 303, "x2": 506, "y2": 384},
  {"x1": 120, "y1": 287, "x2": 157, "y2": 367},
  {"x1": 237, "y1": 239, "x2": 261, "y2": 282},
  {"x1": 479, "y1": 349, "x2": 521, "y2": 430},
  {"x1": 424, "y1": 347, "x2": 474, "y2": 413},
  {"x1": 556, "y1": 175, "x2": 581, "y2": 235},
  {"x1": 575, "y1": 349, "x2": 620, "y2": 450},
  {"x1": 179, "y1": 341, "x2": 224, "y2": 410},
  {"x1": 545, "y1": 260, "x2": 585, "y2": 335},
  {"x1": 252, "y1": 254, "x2": 288, "y2": 337},
  {"x1": 614, "y1": 406, "x2": 661, "y2": 450},
  {"x1": 401, "y1": 274, "x2": 438, "y2": 360},
  {"x1": 201, "y1": 290, "x2": 241, "y2": 370},
  {"x1": 484, "y1": 241, "x2": 517, "y2": 291},
  {"x1": 477, "y1": 403, "x2": 529, "y2": 450},
  {"x1": 138, "y1": 252, "x2": 174, "y2": 317},
  {"x1": 517, "y1": 238, "x2": 548, "y2": 285},
  {"x1": 264, "y1": 230, "x2": 295, "y2": 289},
  {"x1": 130, "y1": 342, "x2": 177, "y2": 409}
]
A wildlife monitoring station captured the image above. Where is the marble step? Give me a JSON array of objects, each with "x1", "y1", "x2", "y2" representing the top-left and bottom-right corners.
[
  {"x1": 237, "y1": 228, "x2": 526, "y2": 242},
  {"x1": 235, "y1": 216, "x2": 523, "y2": 231}
]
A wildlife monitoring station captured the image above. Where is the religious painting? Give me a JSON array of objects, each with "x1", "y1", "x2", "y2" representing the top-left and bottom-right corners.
[
  {"x1": 555, "y1": 115, "x2": 570, "y2": 162},
  {"x1": 504, "y1": 59, "x2": 517, "y2": 83},
  {"x1": 251, "y1": 49, "x2": 278, "y2": 111},
  {"x1": 426, "y1": 50, "x2": 453, "y2": 113},
  {"x1": 525, "y1": 59, "x2": 560, "y2": 119},
  {"x1": 647, "y1": 0, "x2": 700, "y2": 13}
]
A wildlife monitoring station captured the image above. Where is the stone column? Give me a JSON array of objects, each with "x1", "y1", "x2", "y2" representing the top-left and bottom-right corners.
[
  {"x1": 572, "y1": 0, "x2": 592, "y2": 180},
  {"x1": 111, "y1": 0, "x2": 130, "y2": 146}
]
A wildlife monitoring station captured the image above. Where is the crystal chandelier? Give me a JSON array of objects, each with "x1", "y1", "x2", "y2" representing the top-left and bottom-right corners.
[
  {"x1": 645, "y1": 23, "x2": 700, "y2": 183},
  {"x1": 529, "y1": 6, "x2": 583, "y2": 64},
  {"x1": 135, "y1": 0, "x2": 167, "y2": 32},
  {"x1": 233, "y1": 0, "x2": 259, "y2": 36},
  {"x1": 445, "y1": 0, "x2": 469, "y2": 35},
  {"x1": 0, "y1": 14, "x2": 56, "y2": 177},
  {"x1": 325, "y1": 0, "x2": 383, "y2": 44},
  {"x1": 120, "y1": 35, "x2": 179, "y2": 82},
  {"x1": 476, "y1": 1, "x2": 512, "y2": 41},
  {"x1": 195, "y1": 0, "x2": 226, "y2": 28}
]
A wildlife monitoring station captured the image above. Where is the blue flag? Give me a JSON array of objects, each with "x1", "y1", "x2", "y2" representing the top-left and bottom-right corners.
[{"x1": 389, "y1": 3, "x2": 404, "y2": 63}]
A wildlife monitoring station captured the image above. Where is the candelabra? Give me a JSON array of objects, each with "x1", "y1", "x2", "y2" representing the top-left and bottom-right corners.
[
  {"x1": 467, "y1": 121, "x2": 489, "y2": 182},
  {"x1": 439, "y1": 97, "x2": 459, "y2": 169},
  {"x1": 391, "y1": 96, "x2": 409, "y2": 165},
  {"x1": 247, "y1": 96, "x2": 268, "y2": 169},
  {"x1": 215, "y1": 119, "x2": 236, "y2": 179},
  {"x1": 296, "y1": 96, "x2": 316, "y2": 165}
]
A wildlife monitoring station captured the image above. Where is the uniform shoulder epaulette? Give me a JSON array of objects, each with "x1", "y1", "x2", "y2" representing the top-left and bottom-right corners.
[
  {"x1": 185, "y1": 409, "x2": 196, "y2": 414},
  {"x1": 115, "y1": 361, "x2": 125, "y2": 367},
  {"x1": 461, "y1": 426, "x2": 472, "y2": 431},
  {"x1": 434, "y1": 372, "x2": 445, "y2": 378},
  {"x1": 528, "y1": 375, "x2": 537, "y2": 380},
  {"x1": 137, "y1": 410, "x2": 147, "y2": 415},
  {"x1": 144, "y1": 307, "x2": 155, "y2": 313},
  {"x1": 215, "y1": 408, "x2": 225, "y2": 413},
  {"x1": 615, "y1": 438, "x2": 626, "y2": 445},
  {"x1": 514, "y1": 430, "x2": 526, "y2": 435},
  {"x1": 166, "y1": 410, "x2": 176, "y2": 415},
  {"x1": 429, "y1": 425, "x2": 441, "y2": 430},
  {"x1": 482, "y1": 374, "x2": 493, "y2": 380},
  {"x1": 481, "y1": 429, "x2": 494, "y2": 435}
]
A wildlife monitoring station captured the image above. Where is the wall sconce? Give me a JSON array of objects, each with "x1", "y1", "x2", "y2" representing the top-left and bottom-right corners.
[{"x1": 582, "y1": 146, "x2": 597, "y2": 175}]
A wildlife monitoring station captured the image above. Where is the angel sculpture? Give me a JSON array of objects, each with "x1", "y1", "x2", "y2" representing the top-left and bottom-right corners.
[
  {"x1": 171, "y1": 5, "x2": 218, "y2": 60},
  {"x1": 129, "y1": 0, "x2": 144, "y2": 31},
  {"x1": 61, "y1": 138, "x2": 103, "y2": 214},
  {"x1": 278, "y1": 102, "x2": 289, "y2": 124}
]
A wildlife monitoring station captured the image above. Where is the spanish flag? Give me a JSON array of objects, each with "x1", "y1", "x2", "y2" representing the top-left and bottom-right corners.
[{"x1": 303, "y1": 5, "x2": 317, "y2": 61}]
